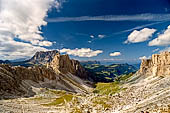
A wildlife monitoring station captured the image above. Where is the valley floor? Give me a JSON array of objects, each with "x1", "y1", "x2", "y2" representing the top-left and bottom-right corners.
[{"x1": 1, "y1": 73, "x2": 170, "y2": 113}]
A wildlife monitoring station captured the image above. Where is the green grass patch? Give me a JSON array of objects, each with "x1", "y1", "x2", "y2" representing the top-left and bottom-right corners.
[
  {"x1": 109, "y1": 65, "x2": 118, "y2": 68},
  {"x1": 42, "y1": 94, "x2": 73, "y2": 106},
  {"x1": 93, "y1": 81, "x2": 122, "y2": 95},
  {"x1": 29, "y1": 90, "x2": 66, "y2": 101},
  {"x1": 115, "y1": 72, "x2": 134, "y2": 82},
  {"x1": 93, "y1": 73, "x2": 134, "y2": 95},
  {"x1": 104, "y1": 77, "x2": 112, "y2": 80}
]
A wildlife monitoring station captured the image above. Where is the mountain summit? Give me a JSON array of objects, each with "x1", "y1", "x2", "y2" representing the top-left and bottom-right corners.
[{"x1": 28, "y1": 50, "x2": 59, "y2": 65}]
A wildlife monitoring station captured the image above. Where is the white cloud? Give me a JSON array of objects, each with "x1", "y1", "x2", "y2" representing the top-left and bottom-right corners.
[
  {"x1": 149, "y1": 25, "x2": 170, "y2": 46},
  {"x1": 31, "y1": 40, "x2": 53, "y2": 47},
  {"x1": 90, "y1": 35, "x2": 94, "y2": 38},
  {"x1": 110, "y1": 52, "x2": 121, "y2": 56},
  {"x1": 116, "y1": 21, "x2": 163, "y2": 35},
  {"x1": 125, "y1": 28, "x2": 156, "y2": 43},
  {"x1": 88, "y1": 41, "x2": 92, "y2": 43},
  {"x1": 152, "y1": 48, "x2": 160, "y2": 53},
  {"x1": 0, "y1": 0, "x2": 62, "y2": 60},
  {"x1": 0, "y1": 39, "x2": 48, "y2": 60},
  {"x1": 47, "y1": 14, "x2": 170, "y2": 23},
  {"x1": 103, "y1": 58, "x2": 124, "y2": 61},
  {"x1": 60, "y1": 48, "x2": 103, "y2": 57},
  {"x1": 98, "y1": 35, "x2": 105, "y2": 39},
  {"x1": 139, "y1": 56, "x2": 151, "y2": 60}
]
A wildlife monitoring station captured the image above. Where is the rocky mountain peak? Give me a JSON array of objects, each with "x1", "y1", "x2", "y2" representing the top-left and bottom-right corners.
[
  {"x1": 49, "y1": 53, "x2": 87, "y2": 79},
  {"x1": 139, "y1": 51, "x2": 170, "y2": 76},
  {"x1": 29, "y1": 50, "x2": 59, "y2": 65}
]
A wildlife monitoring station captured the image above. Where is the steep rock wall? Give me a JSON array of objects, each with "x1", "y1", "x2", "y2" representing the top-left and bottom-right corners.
[
  {"x1": 140, "y1": 51, "x2": 170, "y2": 76},
  {"x1": 49, "y1": 53, "x2": 88, "y2": 79}
]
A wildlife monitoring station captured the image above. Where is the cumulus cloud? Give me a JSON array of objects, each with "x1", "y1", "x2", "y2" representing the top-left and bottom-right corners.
[
  {"x1": 31, "y1": 40, "x2": 53, "y2": 47},
  {"x1": 0, "y1": 39, "x2": 48, "y2": 60},
  {"x1": 0, "y1": 0, "x2": 62, "y2": 60},
  {"x1": 125, "y1": 28, "x2": 156, "y2": 44},
  {"x1": 60, "y1": 48, "x2": 103, "y2": 57},
  {"x1": 110, "y1": 52, "x2": 121, "y2": 56},
  {"x1": 149, "y1": 25, "x2": 170, "y2": 46}
]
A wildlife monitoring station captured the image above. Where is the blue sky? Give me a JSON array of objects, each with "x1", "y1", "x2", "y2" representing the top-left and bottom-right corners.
[
  {"x1": 1, "y1": 0, "x2": 170, "y2": 63},
  {"x1": 42, "y1": 0, "x2": 170, "y2": 63}
]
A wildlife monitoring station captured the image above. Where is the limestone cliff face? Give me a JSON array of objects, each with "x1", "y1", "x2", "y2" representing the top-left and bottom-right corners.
[
  {"x1": 139, "y1": 51, "x2": 170, "y2": 76},
  {"x1": 49, "y1": 53, "x2": 87, "y2": 79}
]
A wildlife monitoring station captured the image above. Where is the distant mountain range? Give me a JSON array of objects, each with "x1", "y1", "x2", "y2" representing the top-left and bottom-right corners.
[
  {"x1": 83, "y1": 63, "x2": 138, "y2": 82},
  {"x1": 0, "y1": 60, "x2": 11, "y2": 64},
  {"x1": 80, "y1": 60, "x2": 100, "y2": 65},
  {"x1": 131, "y1": 63, "x2": 141, "y2": 69}
]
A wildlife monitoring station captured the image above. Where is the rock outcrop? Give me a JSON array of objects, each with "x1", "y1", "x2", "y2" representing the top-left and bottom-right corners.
[
  {"x1": 0, "y1": 64, "x2": 58, "y2": 98},
  {"x1": 140, "y1": 51, "x2": 170, "y2": 76},
  {"x1": 26, "y1": 50, "x2": 87, "y2": 79},
  {"x1": 0, "y1": 50, "x2": 91, "y2": 99},
  {"x1": 49, "y1": 53, "x2": 87, "y2": 79}
]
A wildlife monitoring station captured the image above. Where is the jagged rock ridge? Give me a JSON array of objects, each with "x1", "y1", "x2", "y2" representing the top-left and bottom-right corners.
[
  {"x1": 28, "y1": 50, "x2": 59, "y2": 65},
  {"x1": 9, "y1": 50, "x2": 59, "y2": 67}
]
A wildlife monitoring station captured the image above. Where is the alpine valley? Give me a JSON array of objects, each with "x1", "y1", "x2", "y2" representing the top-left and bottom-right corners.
[{"x1": 0, "y1": 50, "x2": 170, "y2": 113}]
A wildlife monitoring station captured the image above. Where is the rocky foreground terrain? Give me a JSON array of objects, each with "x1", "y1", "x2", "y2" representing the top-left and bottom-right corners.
[{"x1": 0, "y1": 51, "x2": 170, "y2": 113}]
